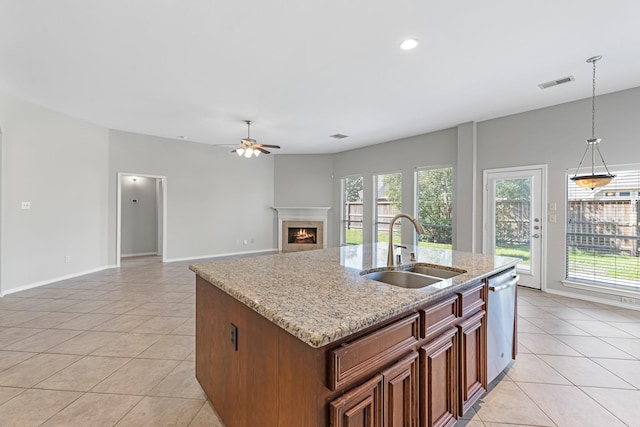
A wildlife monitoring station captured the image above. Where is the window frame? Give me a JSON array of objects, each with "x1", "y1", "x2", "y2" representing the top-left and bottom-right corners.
[
  {"x1": 340, "y1": 175, "x2": 364, "y2": 246},
  {"x1": 563, "y1": 163, "x2": 640, "y2": 298},
  {"x1": 373, "y1": 171, "x2": 403, "y2": 245},
  {"x1": 414, "y1": 165, "x2": 454, "y2": 249}
]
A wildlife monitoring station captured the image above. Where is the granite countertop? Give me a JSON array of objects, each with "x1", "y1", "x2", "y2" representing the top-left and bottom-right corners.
[{"x1": 190, "y1": 243, "x2": 519, "y2": 349}]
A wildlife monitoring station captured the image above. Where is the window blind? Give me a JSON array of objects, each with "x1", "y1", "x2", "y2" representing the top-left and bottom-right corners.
[{"x1": 566, "y1": 168, "x2": 640, "y2": 290}]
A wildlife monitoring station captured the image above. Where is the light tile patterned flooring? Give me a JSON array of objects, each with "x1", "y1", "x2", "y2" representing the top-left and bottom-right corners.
[
  {"x1": 1, "y1": 256, "x2": 640, "y2": 426},
  {"x1": 0, "y1": 256, "x2": 223, "y2": 426},
  {"x1": 458, "y1": 287, "x2": 640, "y2": 427}
]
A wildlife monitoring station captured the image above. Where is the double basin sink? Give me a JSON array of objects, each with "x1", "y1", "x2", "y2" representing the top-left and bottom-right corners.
[{"x1": 361, "y1": 264, "x2": 465, "y2": 289}]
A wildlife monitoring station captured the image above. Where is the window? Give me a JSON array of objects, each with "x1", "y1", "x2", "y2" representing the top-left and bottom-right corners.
[
  {"x1": 566, "y1": 167, "x2": 640, "y2": 290},
  {"x1": 341, "y1": 176, "x2": 363, "y2": 245},
  {"x1": 374, "y1": 173, "x2": 402, "y2": 244},
  {"x1": 416, "y1": 167, "x2": 453, "y2": 249}
]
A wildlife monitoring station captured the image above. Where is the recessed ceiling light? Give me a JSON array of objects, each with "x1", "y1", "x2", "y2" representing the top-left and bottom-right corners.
[
  {"x1": 177, "y1": 135, "x2": 187, "y2": 140},
  {"x1": 330, "y1": 134, "x2": 349, "y2": 139},
  {"x1": 400, "y1": 38, "x2": 418, "y2": 50}
]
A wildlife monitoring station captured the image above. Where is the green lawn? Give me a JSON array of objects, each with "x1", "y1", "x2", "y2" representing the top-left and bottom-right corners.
[
  {"x1": 344, "y1": 229, "x2": 451, "y2": 249},
  {"x1": 346, "y1": 231, "x2": 639, "y2": 282},
  {"x1": 568, "y1": 249, "x2": 640, "y2": 281},
  {"x1": 495, "y1": 245, "x2": 531, "y2": 265}
]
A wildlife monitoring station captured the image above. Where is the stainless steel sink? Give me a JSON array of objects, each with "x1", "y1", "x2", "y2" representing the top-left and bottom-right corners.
[
  {"x1": 405, "y1": 265, "x2": 464, "y2": 279},
  {"x1": 361, "y1": 270, "x2": 443, "y2": 289}
]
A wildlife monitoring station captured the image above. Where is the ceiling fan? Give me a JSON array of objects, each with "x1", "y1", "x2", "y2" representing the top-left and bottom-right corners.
[{"x1": 233, "y1": 120, "x2": 281, "y2": 158}]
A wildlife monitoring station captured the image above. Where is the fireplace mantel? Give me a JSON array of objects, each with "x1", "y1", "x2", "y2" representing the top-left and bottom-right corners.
[{"x1": 272, "y1": 207, "x2": 331, "y2": 252}]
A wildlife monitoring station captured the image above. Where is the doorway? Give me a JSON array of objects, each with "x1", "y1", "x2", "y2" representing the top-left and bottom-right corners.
[
  {"x1": 483, "y1": 165, "x2": 547, "y2": 290},
  {"x1": 116, "y1": 173, "x2": 167, "y2": 266}
]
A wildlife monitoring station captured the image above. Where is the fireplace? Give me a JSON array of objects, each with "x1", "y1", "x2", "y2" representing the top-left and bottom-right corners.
[
  {"x1": 288, "y1": 227, "x2": 317, "y2": 244},
  {"x1": 273, "y1": 207, "x2": 330, "y2": 253}
]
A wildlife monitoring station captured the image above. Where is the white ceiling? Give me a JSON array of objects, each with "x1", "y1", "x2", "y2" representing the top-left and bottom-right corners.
[{"x1": 1, "y1": 1, "x2": 640, "y2": 154}]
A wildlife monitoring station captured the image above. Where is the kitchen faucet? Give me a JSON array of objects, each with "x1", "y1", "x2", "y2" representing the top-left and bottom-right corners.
[{"x1": 387, "y1": 213, "x2": 425, "y2": 267}]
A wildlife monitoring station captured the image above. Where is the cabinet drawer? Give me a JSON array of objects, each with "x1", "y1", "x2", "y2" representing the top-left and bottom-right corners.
[
  {"x1": 329, "y1": 313, "x2": 420, "y2": 391},
  {"x1": 458, "y1": 281, "x2": 485, "y2": 318},
  {"x1": 420, "y1": 294, "x2": 458, "y2": 340}
]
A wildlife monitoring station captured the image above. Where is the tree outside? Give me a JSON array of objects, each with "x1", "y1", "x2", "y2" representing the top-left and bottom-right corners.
[{"x1": 382, "y1": 168, "x2": 453, "y2": 246}]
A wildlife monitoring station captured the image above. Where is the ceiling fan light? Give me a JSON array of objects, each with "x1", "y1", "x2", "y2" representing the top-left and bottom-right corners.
[
  {"x1": 236, "y1": 148, "x2": 245, "y2": 156},
  {"x1": 570, "y1": 174, "x2": 615, "y2": 190},
  {"x1": 244, "y1": 147, "x2": 253, "y2": 158},
  {"x1": 254, "y1": 149, "x2": 261, "y2": 157}
]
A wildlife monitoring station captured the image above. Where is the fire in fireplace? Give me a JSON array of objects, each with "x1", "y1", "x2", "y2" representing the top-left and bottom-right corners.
[{"x1": 287, "y1": 227, "x2": 317, "y2": 244}]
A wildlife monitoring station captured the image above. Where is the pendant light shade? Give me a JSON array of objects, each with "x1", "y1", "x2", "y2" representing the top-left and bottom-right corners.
[{"x1": 571, "y1": 56, "x2": 615, "y2": 190}]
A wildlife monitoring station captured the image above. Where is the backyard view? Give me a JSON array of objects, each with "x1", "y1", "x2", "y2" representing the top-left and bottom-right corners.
[
  {"x1": 342, "y1": 168, "x2": 453, "y2": 249},
  {"x1": 566, "y1": 169, "x2": 640, "y2": 287},
  {"x1": 342, "y1": 168, "x2": 640, "y2": 288}
]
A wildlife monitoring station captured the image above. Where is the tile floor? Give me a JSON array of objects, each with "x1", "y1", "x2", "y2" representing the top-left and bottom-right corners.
[
  {"x1": 458, "y1": 286, "x2": 640, "y2": 427},
  {"x1": 1, "y1": 256, "x2": 640, "y2": 426},
  {"x1": 0, "y1": 256, "x2": 223, "y2": 426}
]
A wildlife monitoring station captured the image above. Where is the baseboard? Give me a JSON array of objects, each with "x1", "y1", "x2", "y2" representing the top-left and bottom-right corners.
[
  {"x1": 165, "y1": 248, "x2": 279, "y2": 263},
  {"x1": 1, "y1": 264, "x2": 118, "y2": 297},
  {"x1": 544, "y1": 287, "x2": 640, "y2": 312},
  {"x1": 121, "y1": 252, "x2": 159, "y2": 258}
]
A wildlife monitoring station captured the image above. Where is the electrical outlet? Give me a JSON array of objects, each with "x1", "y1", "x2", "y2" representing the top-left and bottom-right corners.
[
  {"x1": 230, "y1": 323, "x2": 238, "y2": 351},
  {"x1": 621, "y1": 296, "x2": 635, "y2": 304},
  {"x1": 21, "y1": 201, "x2": 31, "y2": 210},
  {"x1": 65, "y1": 255, "x2": 71, "y2": 263}
]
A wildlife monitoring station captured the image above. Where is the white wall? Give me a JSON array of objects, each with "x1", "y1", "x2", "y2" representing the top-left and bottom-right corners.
[
  {"x1": 0, "y1": 90, "x2": 109, "y2": 294},
  {"x1": 121, "y1": 176, "x2": 158, "y2": 256},
  {"x1": 108, "y1": 130, "x2": 276, "y2": 263}
]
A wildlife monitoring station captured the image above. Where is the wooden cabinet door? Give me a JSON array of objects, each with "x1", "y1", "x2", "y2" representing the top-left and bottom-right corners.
[
  {"x1": 458, "y1": 310, "x2": 487, "y2": 416},
  {"x1": 381, "y1": 351, "x2": 418, "y2": 427},
  {"x1": 330, "y1": 374, "x2": 383, "y2": 427},
  {"x1": 419, "y1": 328, "x2": 458, "y2": 427}
]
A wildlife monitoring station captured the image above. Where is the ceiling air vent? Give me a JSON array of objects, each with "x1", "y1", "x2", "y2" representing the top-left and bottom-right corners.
[
  {"x1": 538, "y1": 75, "x2": 575, "y2": 89},
  {"x1": 330, "y1": 134, "x2": 349, "y2": 139}
]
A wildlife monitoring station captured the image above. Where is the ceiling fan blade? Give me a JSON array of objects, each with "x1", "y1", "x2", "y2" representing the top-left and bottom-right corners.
[
  {"x1": 231, "y1": 149, "x2": 237, "y2": 153},
  {"x1": 258, "y1": 144, "x2": 280, "y2": 149},
  {"x1": 255, "y1": 147, "x2": 271, "y2": 154}
]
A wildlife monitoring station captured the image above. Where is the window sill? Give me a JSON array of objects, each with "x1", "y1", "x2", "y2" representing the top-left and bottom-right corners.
[{"x1": 562, "y1": 279, "x2": 640, "y2": 299}]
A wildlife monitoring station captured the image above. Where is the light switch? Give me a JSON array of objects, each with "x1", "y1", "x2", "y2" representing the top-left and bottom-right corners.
[
  {"x1": 549, "y1": 202, "x2": 557, "y2": 211},
  {"x1": 549, "y1": 214, "x2": 557, "y2": 223},
  {"x1": 21, "y1": 201, "x2": 31, "y2": 210}
]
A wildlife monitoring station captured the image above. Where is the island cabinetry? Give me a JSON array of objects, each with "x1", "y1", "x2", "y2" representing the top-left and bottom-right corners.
[
  {"x1": 417, "y1": 280, "x2": 487, "y2": 427},
  {"x1": 418, "y1": 295, "x2": 460, "y2": 427},
  {"x1": 329, "y1": 314, "x2": 420, "y2": 426},
  {"x1": 456, "y1": 282, "x2": 487, "y2": 416},
  {"x1": 195, "y1": 271, "x2": 498, "y2": 427},
  {"x1": 330, "y1": 373, "x2": 383, "y2": 427},
  {"x1": 330, "y1": 351, "x2": 419, "y2": 427}
]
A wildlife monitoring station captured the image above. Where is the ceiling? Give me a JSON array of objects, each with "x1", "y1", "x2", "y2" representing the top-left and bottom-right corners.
[{"x1": 1, "y1": 1, "x2": 640, "y2": 154}]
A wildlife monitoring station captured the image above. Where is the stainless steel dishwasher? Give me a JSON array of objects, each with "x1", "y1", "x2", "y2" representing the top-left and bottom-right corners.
[{"x1": 487, "y1": 267, "x2": 519, "y2": 383}]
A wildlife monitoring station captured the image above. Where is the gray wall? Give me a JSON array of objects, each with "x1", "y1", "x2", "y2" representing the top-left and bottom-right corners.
[
  {"x1": 475, "y1": 87, "x2": 640, "y2": 302},
  {"x1": 273, "y1": 154, "x2": 334, "y2": 245},
  {"x1": 121, "y1": 176, "x2": 158, "y2": 256},
  {"x1": 0, "y1": 91, "x2": 109, "y2": 294},
  {"x1": 332, "y1": 129, "x2": 458, "y2": 246},
  {"x1": 2, "y1": 84, "x2": 640, "y2": 306},
  {"x1": 108, "y1": 130, "x2": 276, "y2": 263}
]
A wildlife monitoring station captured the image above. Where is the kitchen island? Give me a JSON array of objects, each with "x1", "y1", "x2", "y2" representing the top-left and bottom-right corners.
[{"x1": 190, "y1": 243, "x2": 519, "y2": 427}]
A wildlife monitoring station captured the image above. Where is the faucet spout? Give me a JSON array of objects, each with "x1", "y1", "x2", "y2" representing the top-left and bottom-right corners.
[{"x1": 386, "y1": 213, "x2": 425, "y2": 267}]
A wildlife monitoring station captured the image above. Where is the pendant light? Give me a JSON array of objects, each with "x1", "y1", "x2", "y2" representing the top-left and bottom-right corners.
[{"x1": 570, "y1": 55, "x2": 615, "y2": 190}]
